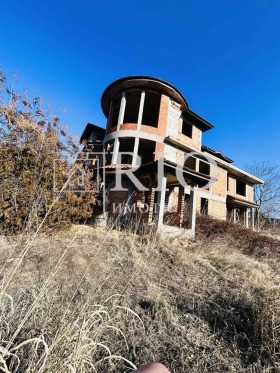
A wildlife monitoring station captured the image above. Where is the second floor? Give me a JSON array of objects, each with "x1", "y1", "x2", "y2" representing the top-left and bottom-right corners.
[{"x1": 102, "y1": 76, "x2": 213, "y2": 151}]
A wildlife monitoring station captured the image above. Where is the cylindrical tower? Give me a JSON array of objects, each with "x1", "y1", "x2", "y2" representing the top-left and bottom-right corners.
[{"x1": 101, "y1": 76, "x2": 190, "y2": 167}]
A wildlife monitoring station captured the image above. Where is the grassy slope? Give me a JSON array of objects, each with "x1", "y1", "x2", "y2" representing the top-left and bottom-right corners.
[{"x1": 1, "y1": 218, "x2": 280, "y2": 372}]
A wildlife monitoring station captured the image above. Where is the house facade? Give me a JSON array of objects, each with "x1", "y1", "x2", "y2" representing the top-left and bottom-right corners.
[{"x1": 80, "y1": 76, "x2": 263, "y2": 234}]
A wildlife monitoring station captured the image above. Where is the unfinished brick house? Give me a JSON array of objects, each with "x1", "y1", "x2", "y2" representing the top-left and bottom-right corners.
[{"x1": 80, "y1": 76, "x2": 263, "y2": 234}]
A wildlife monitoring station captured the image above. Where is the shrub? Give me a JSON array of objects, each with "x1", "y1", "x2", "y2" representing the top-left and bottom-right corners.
[
  {"x1": 0, "y1": 70, "x2": 96, "y2": 233},
  {"x1": 195, "y1": 214, "x2": 280, "y2": 258}
]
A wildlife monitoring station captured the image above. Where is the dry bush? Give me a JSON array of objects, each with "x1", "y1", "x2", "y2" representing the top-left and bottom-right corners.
[
  {"x1": 195, "y1": 214, "x2": 280, "y2": 258},
  {"x1": 1, "y1": 222, "x2": 280, "y2": 372},
  {"x1": 0, "y1": 70, "x2": 96, "y2": 234}
]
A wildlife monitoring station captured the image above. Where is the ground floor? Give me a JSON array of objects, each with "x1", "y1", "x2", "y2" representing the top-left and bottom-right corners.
[{"x1": 95, "y1": 160, "x2": 257, "y2": 234}]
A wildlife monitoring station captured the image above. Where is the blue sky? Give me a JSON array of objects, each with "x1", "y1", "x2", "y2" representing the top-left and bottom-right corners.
[{"x1": 1, "y1": 0, "x2": 279, "y2": 168}]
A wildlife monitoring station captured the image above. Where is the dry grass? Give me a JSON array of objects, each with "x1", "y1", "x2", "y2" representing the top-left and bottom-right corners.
[{"x1": 1, "y1": 219, "x2": 280, "y2": 372}]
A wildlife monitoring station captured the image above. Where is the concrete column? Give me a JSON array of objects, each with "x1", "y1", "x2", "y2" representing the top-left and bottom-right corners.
[
  {"x1": 156, "y1": 175, "x2": 167, "y2": 228},
  {"x1": 111, "y1": 138, "x2": 120, "y2": 165},
  {"x1": 117, "y1": 92, "x2": 126, "y2": 130},
  {"x1": 233, "y1": 207, "x2": 236, "y2": 223},
  {"x1": 111, "y1": 92, "x2": 126, "y2": 165},
  {"x1": 132, "y1": 91, "x2": 145, "y2": 166},
  {"x1": 132, "y1": 137, "x2": 139, "y2": 166},
  {"x1": 245, "y1": 208, "x2": 249, "y2": 228},
  {"x1": 189, "y1": 184, "x2": 197, "y2": 231},
  {"x1": 251, "y1": 207, "x2": 255, "y2": 230},
  {"x1": 137, "y1": 90, "x2": 145, "y2": 129},
  {"x1": 132, "y1": 91, "x2": 146, "y2": 166},
  {"x1": 195, "y1": 158, "x2": 199, "y2": 172}
]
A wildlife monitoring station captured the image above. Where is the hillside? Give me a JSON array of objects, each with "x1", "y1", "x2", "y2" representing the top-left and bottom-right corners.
[{"x1": 1, "y1": 218, "x2": 280, "y2": 372}]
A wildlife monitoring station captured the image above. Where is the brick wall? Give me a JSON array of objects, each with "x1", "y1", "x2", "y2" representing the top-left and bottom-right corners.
[
  {"x1": 212, "y1": 167, "x2": 227, "y2": 198},
  {"x1": 164, "y1": 144, "x2": 186, "y2": 164},
  {"x1": 178, "y1": 123, "x2": 201, "y2": 151},
  {"x1": 227, "y1": 176, "x2": 235, "y2": 196},
  {"x1": 157, "y1": 94, "x2": 169, "y2": 136},
  {"x1": 247, "y1": 184, "x2": 254, "y2": 202},
  {"x1": 210, "y1": 200, "x2": 227, "y2": 220},
  {"x1": 227, "y1": 175, "x2": 254, "y2": 202},
  {"x1": 154, "y1": 94, "x2": 169, "y2": 159},
  {"x1": 119, "y1": 123, "x2": 138, "y2": 131}
]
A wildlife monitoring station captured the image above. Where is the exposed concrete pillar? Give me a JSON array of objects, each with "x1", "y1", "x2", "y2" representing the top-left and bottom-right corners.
[
  {"x1": 137, "y1": 90, "x2": 145, "y2": 129},
  {"x1": 251, "y1": 207, "x2": 255, "y2": 231},
  {"x1": 132, "y1": 91, "x2": 146, "y2": 166},
  {"x1": 111, "y1": 92, "x2": 126, "y2": 165},
  {"x1": 233, "y1": 207, "x2": 236, "y2": 223},
  {"x1": 111, "y1": 138, "x2": 120, "y2": 165},
  {"x1": 177, "y1": 185, "x2": 185, "y2": 228},
  {"x1": 117, "y1": 92, "x2": 126, "y2": 130},
  {"x1": 245, "y1": 208, "x2": 249, "y2": 228},
  {"x1": 189, "y1": 184, "x2": 197, "y2": 231},
  {"x1": 195, "y1": 158, "x2": 199, "y2": 172},
  {"x1": 156, "y1": 175, "x2": 167, "y2": 228},
  {"x1": 132, "y1": 137, "x2": 139, "y2": 167}
]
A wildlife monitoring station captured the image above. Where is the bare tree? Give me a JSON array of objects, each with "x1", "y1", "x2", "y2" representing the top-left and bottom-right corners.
[
  {"x1": 246, "y1": 161, "x2": 280, "y2": 220},
  {"x1": 0, "y1": 69, "x2": 96, "y2": 233}
]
